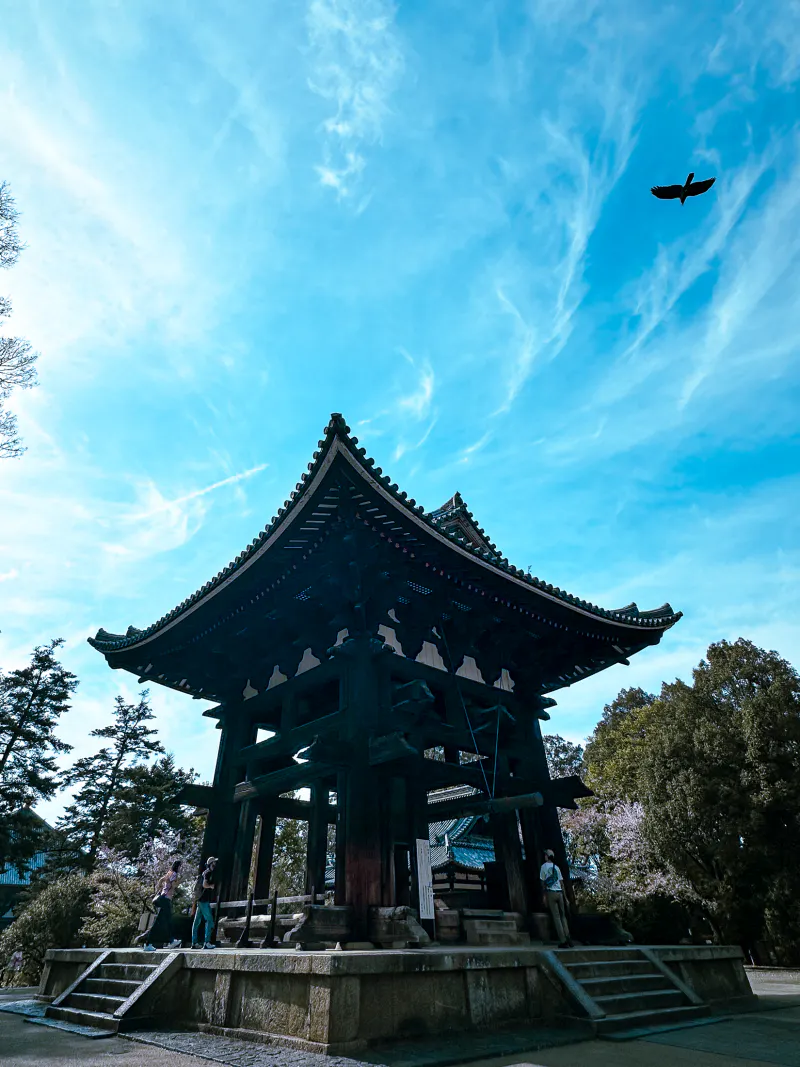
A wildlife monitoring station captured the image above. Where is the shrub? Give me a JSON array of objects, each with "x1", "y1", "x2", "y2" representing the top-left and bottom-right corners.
[{"x1": 0, "y1": 873, "x2": 91, "y2": 986}]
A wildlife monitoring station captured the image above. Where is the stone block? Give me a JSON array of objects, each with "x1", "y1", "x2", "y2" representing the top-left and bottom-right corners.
[
  {"x1": 530, "y1": 912, "x2": 550, "y2": 942},
  {"x1": 463, "y1": 919, "x2": 530, "y2": 946},
  {"x1": 436, "y1": 910, "x2": 461, "y2": 943},
  {"x1": 284, "y1": 905, "x2": 353, "y2": 946},
  {"x1": 369, "y1": 906, "x2": 432, "y2": 948}
]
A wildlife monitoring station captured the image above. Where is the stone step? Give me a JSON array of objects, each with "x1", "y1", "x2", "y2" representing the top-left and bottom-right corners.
[
  {"x1": 596, "y1": 1003, "x2": 708, "y2": 1037},
  {"x1": 65, "y1": 992, "x2": 127, "y2": 1015},
  {"x1": 580, "y1": 973, "x2": 672, "y2": 998},
  {"x1": 595, "y1": 988, "x2": 685, "y2": 1016},
  {"x1": 464, "y1": 919, "x2": 530, "y2": 947},
  {"x1": 83, "y1": 977, "x2": 140, "y2": 998},
  {"x1": 98, "y1": 963, "x2": 157, "y2": 982},
  {"x1": 566, "y1": 958, "x2": 655, "y2": 980},
  {"x1": 46, "y1": 1005, "x2": 120, "y2": 1032},
  {"x1": 557, "y1": 947, "x2": 644, "y2": 964}
]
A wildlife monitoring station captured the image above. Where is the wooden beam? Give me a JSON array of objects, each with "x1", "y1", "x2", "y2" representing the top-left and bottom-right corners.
[
  {"x1": 220, "y1": 658, "x2": 341, "y2": 721},
  {"x1": 238, "y1": 712, "x2": 341, "y2": 764},
  {"x1": 234, "y1": 760, "x2": 337, "y2": 801},
  {"x1": 274, "y1": 796, "x2": 338, "y2": 822},
  {"x1": 419, "y1": 757, "x2": 538, "y2": 794},
  {"x1": 176, "y1": 783, "x2": 216, "y2": 808},
  {"x1": 389, "y1": 654, "x2": 523, "y2": 710},
  {"x1": 426, "y1": 790, "x2": 544, "y2": 822}
]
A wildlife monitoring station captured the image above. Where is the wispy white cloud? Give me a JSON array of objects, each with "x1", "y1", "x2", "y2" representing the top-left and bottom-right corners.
[
  {"x1": 127, "y1": 464, "x2": 268, "y2": 521},
  {"x1": 396, "y1": 349, "x2": 434, "y2": 420},
  {"x1": 306, "y1": 0, "x2": 404, "y2": 198},
  {"x1": 458, "y1": 431, "x2": 493, "y2": 465},
  {"x1": 486, "y1": 15, "x2": 643, "y2": 413},
  {"x1": 680, "y1": 142, "x2": 800, "y2": 406}
]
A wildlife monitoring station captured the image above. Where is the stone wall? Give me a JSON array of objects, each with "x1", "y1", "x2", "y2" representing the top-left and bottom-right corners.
[
  {"x1": 38, "y1": 944, "x2": 756, "y2": 1054},
  {"x1": 653, "y1": 946, "x2": 755, "y2": 1008}
]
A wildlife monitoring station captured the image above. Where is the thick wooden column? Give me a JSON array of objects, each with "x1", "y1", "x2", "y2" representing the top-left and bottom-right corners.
[
  {"x1": 515, "y1": 701, "x2": 575, "y2": 907},
  {"x1": 489, "y1": 811, "x2": 528, "y2": 914},
  {"x1": 334, "y1": 771, "x2": 347, "y2": 906},
  {"x1": 253, "y1": 800, "x2": 277, "y2": 899},
  {"x1": 520, "y1": 807, "x2": 545, "y2": 911},
  {"x1": 229, "y1": 799, "x2": 259, "y2": 901},
  {"x1": 201, "y1": 707, "x2": 254, "y2": 897},
  {"x1": 305, "y1": 782, "x2": 329, "y2": 897},
  {"x1": 338, "y1": 635, "x2": 389, "y2": 940}
]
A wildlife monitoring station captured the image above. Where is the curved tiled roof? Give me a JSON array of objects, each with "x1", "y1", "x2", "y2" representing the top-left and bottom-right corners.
[{"x1": 89, "y1": 413, "x2": 681, "y2": 654}]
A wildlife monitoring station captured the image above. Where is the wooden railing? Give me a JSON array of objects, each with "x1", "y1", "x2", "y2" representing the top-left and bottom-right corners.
[{"x1": 213, "y1": 887, "x2": 327, "y2": 949}]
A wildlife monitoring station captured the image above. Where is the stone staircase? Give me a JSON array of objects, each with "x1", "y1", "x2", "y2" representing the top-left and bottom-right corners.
[
  {"x1": 549, "y1": 946, "x2": 709, "y2": 1038},
  {"x1": 42, "y1": 950, "x2": 181, "y2": 1035}
]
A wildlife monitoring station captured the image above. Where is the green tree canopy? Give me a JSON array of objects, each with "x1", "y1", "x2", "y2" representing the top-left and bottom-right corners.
[
  {"x1": 583, "y1": 686, "x2": 657, "y2": 801},
  {"x1": 582, "y1": 640, "x2": 800, "y2": 958},
  {"x1": 0, "y1": 181, "x2": 38, "y2": 458},
  {"x1": 103, "y1": 754, "x2": 199, "y2": 859},
  {"x1": 58, "y1": 692, "x2": 163, "y2": 867},
  {"x1": 543, "y1": 734, "x2": 585, "y2": 778},
  {"x1": 0, "y1": 640, "x2": 76, "y2": 871}
]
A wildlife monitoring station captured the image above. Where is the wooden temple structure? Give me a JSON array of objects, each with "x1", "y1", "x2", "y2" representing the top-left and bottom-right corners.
[{"x1": 90, "y1": 414, "x2": 681, "y2": 942}]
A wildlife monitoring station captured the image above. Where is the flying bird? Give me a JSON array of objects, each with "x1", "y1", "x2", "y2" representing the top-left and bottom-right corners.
[{"x1": 651, "y1": 172, "x2": 716, "y2": 204}]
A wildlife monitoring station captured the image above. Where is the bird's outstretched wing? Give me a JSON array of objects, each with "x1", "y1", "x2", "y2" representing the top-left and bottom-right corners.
[
  {"x1": 686, "y1": 177, "x2": 716, "y2": 197},
  {"x1": 651, "y1": 184, "x2": 682, "y2": 199}
]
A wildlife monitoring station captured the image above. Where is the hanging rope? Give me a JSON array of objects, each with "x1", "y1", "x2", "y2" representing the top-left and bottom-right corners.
[
  {"x1": 438, "y1": 616, "x2": 492, "y2": 798},
  {"x1": 491, "y1": 705, "x2": 501, "y2": 800}
]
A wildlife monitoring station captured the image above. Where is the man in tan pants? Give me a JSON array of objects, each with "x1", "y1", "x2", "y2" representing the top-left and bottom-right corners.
[{"x1": 540, "y1": 848, "x2": 573, "y2": 948}]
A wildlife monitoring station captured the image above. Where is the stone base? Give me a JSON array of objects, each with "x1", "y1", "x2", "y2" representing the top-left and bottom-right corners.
[{"x1": 38, "y1": 943, "x2": 755, "y2": 1055}]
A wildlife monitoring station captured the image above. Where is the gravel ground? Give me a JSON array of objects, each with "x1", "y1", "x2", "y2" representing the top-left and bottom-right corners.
[{"x1": 129, "y1": 1031, "x2": 375, "y2": 1067}]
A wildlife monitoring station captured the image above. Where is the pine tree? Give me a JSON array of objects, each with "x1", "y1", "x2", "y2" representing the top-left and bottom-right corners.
[
  {"x1": 103, "y1": 754, "x2": 199, "y2": 859},
  {"x1": 0, "y1": 180, "x2": 38, "y2": 458},
  {"x1": 58, "y1": 692, "x2": 163, "y2": 867},
  {"x1": 0, "y1": 640, "x2": 76, "y2": 872}
]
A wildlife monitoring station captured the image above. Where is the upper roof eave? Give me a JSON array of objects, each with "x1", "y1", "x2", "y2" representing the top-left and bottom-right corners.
[{"x1": 88, "y1": 413, "x2": 682, "y2": 656}]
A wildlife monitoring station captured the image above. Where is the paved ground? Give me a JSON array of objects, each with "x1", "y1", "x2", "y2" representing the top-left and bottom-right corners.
[
  {"x1": 1, "y1": 991, "x2": 211, "y2": 1067},
  {"x1": 3, "y1": 969, "x2": 800, "y2": 1067}
]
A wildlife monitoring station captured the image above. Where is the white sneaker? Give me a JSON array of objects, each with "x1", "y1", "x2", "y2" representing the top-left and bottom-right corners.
[
  {"x1": 143, "y1": 944, "x2": 156, "y2": 952},
  {"x1": 167, "y1": 939, "x2": 182, "y2": 948},
  {"x1": 202, "y1": 943, "x2": 216, "y2": 950}
]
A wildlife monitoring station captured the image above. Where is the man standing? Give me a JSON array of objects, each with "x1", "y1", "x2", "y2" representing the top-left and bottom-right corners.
[
  {"x1": 540, "y1": 848, "x2": 573, "y2": 948},
  {"x1": 191, "y1": 856, "x2": 219, "y2": 950}
]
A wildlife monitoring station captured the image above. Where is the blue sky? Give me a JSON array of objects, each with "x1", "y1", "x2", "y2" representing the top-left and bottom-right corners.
[{"x1": 1, "y1": 0, "x2": 799, "y2": 822}]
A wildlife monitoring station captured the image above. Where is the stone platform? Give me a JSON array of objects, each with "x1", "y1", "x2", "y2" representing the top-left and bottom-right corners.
[{"x1": 38, "y1": 944, "x2": 756, "y2": 1056}]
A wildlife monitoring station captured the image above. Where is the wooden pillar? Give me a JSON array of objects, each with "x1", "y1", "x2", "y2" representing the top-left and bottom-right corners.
[
  {"x1": 334, "y1": 770, "x2": 347, "y2": 906},
  {"x1": 201, "y1": 708, "x2": 254, "y2": 899},
  {"x1": 229, "y1": 799, "x2": 258, "y2": 902},
  {"x1": 489, "y1": 811, "x2": 528, "y2": 915},
  {"x1": 394, "y1": 844, "x2": 411, "y2": 905},
  {"x1": 344, "y1": 765, "x2": 383, "y2": 939},
  {"x1": 253, "y1": 800, "x2": 277, "y2": 900},
  {"x1": 306, "y1": 783, "x2": 329, "y2": 898},
  {"x1": 338, "y1": 635, "x2": 388, "y2": 941},
  {"x1": 520, "y1": 807, "x2": 545, "y2": 911},
  {"x1": 517, "y1": 702, "x2": 576, "y2": 907}
]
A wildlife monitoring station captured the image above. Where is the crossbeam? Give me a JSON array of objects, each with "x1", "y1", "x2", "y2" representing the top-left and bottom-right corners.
[
  {"x1": 238, "y1": 712, "x2": 341, "y2": 764},
  {"x1": 234, "y1": 761, "x2": 337, "y2": 801}
]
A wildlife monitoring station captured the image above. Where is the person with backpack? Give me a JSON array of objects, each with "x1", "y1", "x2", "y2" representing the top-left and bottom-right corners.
[
  {"x1": 137, "y1": 859, "x2": 183, "y2": 951},
  {"x1": 191, "y1": 856, "x2": 218, "y2": 950},
  {"x1": 540, "y1": 848, "x2": 573, "y2": 948}
]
